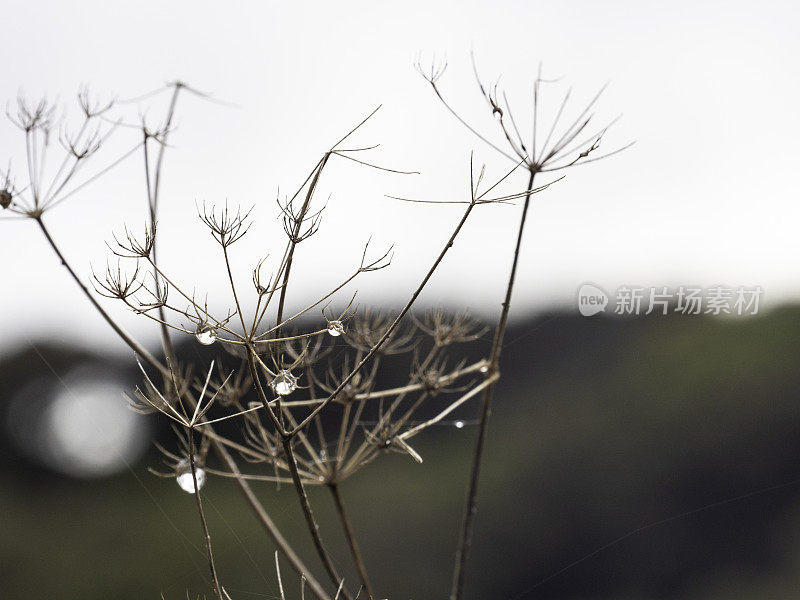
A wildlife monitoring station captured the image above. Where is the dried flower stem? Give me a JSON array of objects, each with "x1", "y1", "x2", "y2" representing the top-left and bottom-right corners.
[
  {"x1": 214, "y1": 434, "x2": 331, "y2": 600},
  {"x1": 34, "y1": 215, "x2": 165, "y2": 376},
  {"x1": 328, "y1": 483, "x2": 375, "y2": 599},
  {"x1": 274, "y1": 153, "x2": 331, "y2": 340},
  {"x1": 245, "y1": 343, "x2": 350, "y2": 597},
  {"x1": 188, "y1": 430, "x2": 224, "y2": 600},
  {"x1": 451, "y1": 169, "x2": 537, "y2": 600},
  {"x1": 143, "y1": 130, "x2": 177, "y2": 369},
  {"x1": 283, "y1": 437, "x2": 352, "y2": 600}
]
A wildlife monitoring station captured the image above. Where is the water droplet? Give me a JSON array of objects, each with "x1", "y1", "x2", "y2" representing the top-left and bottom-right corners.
[
  {"x1": 272, "y1": 370, "x2": 298, "y2": 396},
  {"x1": 479, "y1": 364, "x2": 489, "y2": 374},
  {"x1": 195, "y1": 322, "x2": 217, "y2": 345},
  {"x1": 327, "y1": 320, "x2": 345, "y2": 337},
  {"x1": 454, "y1": 420, "x2": 465, "y2": 429},
  {"x1": 175, "y1": 457, "x2": 206, "y2": 493}
]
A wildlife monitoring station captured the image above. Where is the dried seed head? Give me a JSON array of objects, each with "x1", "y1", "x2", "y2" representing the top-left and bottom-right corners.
[
  {"x1": 10, "y1": 95, "x2": 56, "y2": 132},
  {"x1": 0, "y1": 166, "x2": 13, "y2": 209},
  {"x1": 284, "y1": 335, "x2": 329, "y2": 368},
  {"x1": 91, "y1": 261, "x2": 143, "y2": 300},
  {"x1": 419, "y1": 368, "x2": 443, "y2": 395},
  {"x1": 347, "y1": 308, "x2": 416, "y2": 355},
  {"x1": 415, "y1": 308, "x2": 486, "y2": 347},
  {"x1": 199, "y1": 202, "x2": 253, "y2": 247},
  {"x1": 419, "y1": 56, "x2": 631, "y2": 174},
  {"x1": 110, "y1": 223, "x2": 157, "y2": 259},
  {"x1": 321, "y1": 357, "x2": 370, "y2": 405},
  {"x1": 0, "y1": 189, "x2": 11, "y2": 209}
]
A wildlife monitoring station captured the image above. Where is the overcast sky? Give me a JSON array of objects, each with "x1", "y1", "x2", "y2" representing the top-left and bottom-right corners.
[{"x1": 2, "y1": 0, "x2": 799, "y2": 353}]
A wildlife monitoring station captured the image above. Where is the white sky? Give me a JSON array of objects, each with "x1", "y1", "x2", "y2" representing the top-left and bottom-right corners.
[{"x1": 1, "y1": 0, "x2": 799, "y2": 353}]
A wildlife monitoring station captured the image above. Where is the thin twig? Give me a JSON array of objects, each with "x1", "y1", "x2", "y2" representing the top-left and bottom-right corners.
[
  {"x1": 450, "y1": 169, "x2": 537, "y2": 600},
  {"x1": 284, "y1": 438, "x2": 352, "y2": 600},
  {"x1": 189, "y1": 430, "x2": 225, "y2": 600},
  {"x1": 328, "y1": 483, "x2": 375, "y2": 599}
]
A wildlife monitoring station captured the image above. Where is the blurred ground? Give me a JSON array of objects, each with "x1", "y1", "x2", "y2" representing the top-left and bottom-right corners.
[{"x1": 3, "y1": 308, "x2": 800, "y2": 599}]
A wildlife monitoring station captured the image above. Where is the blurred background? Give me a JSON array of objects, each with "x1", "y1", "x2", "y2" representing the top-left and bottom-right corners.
[{"x1": 2, "y1": 0, "x2": 800, "y2": 598}]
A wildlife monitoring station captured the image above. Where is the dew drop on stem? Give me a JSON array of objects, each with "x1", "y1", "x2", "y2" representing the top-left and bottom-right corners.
[
  {"x1": 272, "y1": 370, "x2": 298, "y2": 396},
  {"x1": 175, "y1": 457, "x2": 206, "y2": 493},
  {"x1": 327, "y1": 320, "x2": 345, "y2": 337},
  {"x1": 195, "y1": 322, "x2": 217, "y2": 345}
]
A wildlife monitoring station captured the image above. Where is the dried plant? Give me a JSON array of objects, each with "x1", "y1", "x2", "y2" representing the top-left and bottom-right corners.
[
  {"x1": 414, "y1": 55, "x2": 630, "y2": 600},
  {"x1": 2, "y1": 57, "x2": 627, "y2": 600}
]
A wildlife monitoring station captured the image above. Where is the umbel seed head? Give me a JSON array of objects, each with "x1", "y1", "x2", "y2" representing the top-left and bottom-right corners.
[{"x1": 0, "y1": 190, "x2": 12, "y2": 209}]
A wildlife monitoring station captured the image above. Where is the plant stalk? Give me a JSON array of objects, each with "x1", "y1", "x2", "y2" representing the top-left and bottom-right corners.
[
  {"x1": 450, "y1": 169, "x2": 537, "y2": 600},
  {"x1": 283, "y1": 438, "x2": 352, "y2": 600},
  {"x1": 35, "y1": 216, "x2": 166, "y2": 375},
  {"x1": 328, "y1": 483, "x2": 375, "y2": 599},
  {"x1": 189, "y1": 430, "x2": 224, "y2": 600}
]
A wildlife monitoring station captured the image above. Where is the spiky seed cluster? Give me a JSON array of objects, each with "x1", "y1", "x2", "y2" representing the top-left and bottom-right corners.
[
  {"x1": 199, "y1": 202, "x2": 253, "y2": 247},
  {"x1": 346, "y1": 308, "x2": 416, "y2": 355},
  {"x1": 1, "y1": 90, "x2": 125, "y2": 219},
  {"x1": 278, "y1": 193, "x2": 325, "y2": 244},
  {"x1": 8, "y1": 95, "x2": 55, "y2": 132},
  {"x1": 110, "y1": 224, "x2": 157, "y2": 259},
  {"x1": 414, "y1": 308, "x2": 487, "y2": 347},
  {"x1": 415, "y1": 55, "x2": 632, "y2": 174},
  {"x1": 92, "y1": 261, "x2": 143, "y2": 300}
]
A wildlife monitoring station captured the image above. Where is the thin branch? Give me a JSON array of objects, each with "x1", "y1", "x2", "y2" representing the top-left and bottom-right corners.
[
  {"x1": 328, "y1": 484, "x2": 375, "y2": 599},
  {"x1": 450, "y1": 169, "x2": 537, "y2": 600},
  {"x1": 189, "y1": 431, "x2": 225, "y2": 600}
]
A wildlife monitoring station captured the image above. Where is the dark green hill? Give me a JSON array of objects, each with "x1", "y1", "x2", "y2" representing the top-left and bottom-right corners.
[{"x1": 3, "y1": 307, "x2": 800, "y2": 599}]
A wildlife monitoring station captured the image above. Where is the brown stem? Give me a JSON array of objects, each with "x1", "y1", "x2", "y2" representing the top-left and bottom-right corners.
[
  {"x1": 35, "y1": 216, "x2": 166, "y2": 376},
  {"x1": 245, "y1": 345, "x2": 286, "y2": 435},
  {"x1": 223, "y1": 244, "x2": 248, "y2": 333},
  {"x1": 244, "y1": 345, "x2": 346, "y2": 597},
  {"x1": 328, "y1": 483, "x2": 375, "y2": 599},
  {"x1": 143, "y1": 131, "x2": 178, "y2": 370},
  {"x1": 450, "y1": 169, "x2": 537, "y2": 600},
  {"x1": 283, "y1": 438, "x2": 352, "y2": 600},
  {"x1": 189, "y1": 430, "x2": 224, "y2": 600},
  {"x1": 210, "y1": 433, "x2": 331, "y2": 600},
  {"x1": 274, "y1": 152, "x2": 331, "y2": 341}
]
